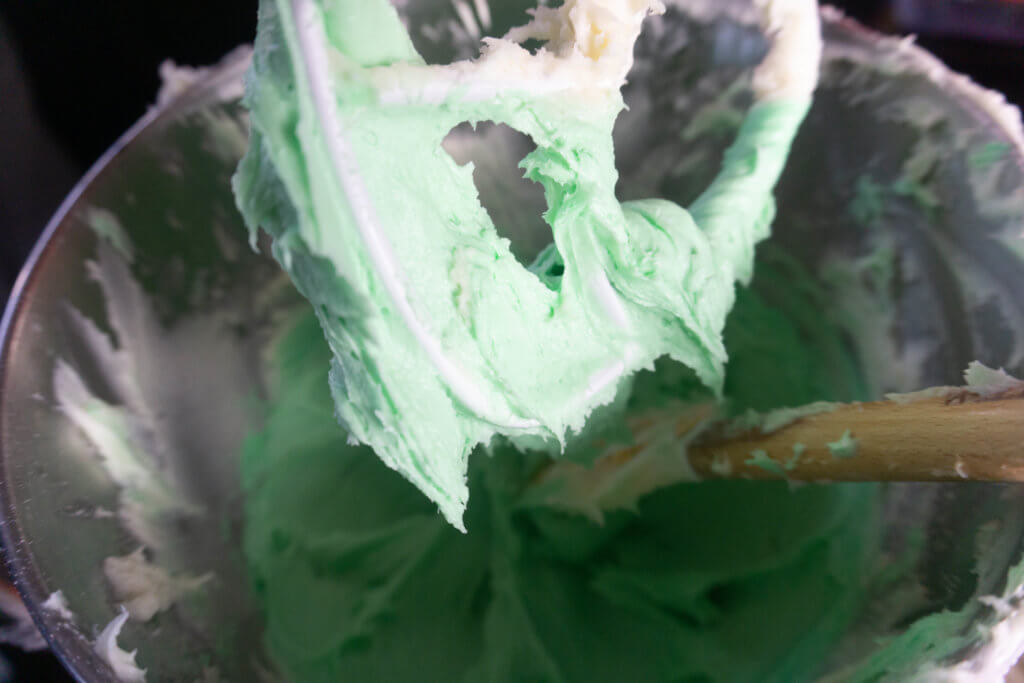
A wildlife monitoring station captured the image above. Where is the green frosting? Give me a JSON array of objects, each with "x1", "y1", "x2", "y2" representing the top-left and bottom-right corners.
[
  {"x1": 230, "y1": 1, "x2": 889, "y2": 678},
  {"x1": 232, "y1": 0, "x2": 813, "y2": 527},
  {"x1": 968, "y1": 141, "x2": 1011, "y2": 170},
  {"x1": 745, "y1": 449, "x2": 787, "y2": 478},
  {"x1": 827, "y1": 430, "x2": 860, "y2": 459},
  {"x1": 242, "y1": 254, "x2": 885, "y2": 681}
]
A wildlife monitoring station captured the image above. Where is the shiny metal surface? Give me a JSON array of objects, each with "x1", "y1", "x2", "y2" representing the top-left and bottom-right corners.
[{"x1": 1, "y1": 2, "x2": 1023, "y2": 680}]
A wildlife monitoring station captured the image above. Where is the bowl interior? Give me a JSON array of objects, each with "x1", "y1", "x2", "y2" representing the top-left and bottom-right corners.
[{"x1": 2, "y1": 2, "x2": 1024, "y2": 680}]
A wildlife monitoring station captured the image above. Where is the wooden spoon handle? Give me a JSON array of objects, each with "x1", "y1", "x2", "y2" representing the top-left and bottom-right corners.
[
  {"x1": 524, "y1": 384, "x2": 1024, "y2": 517},
  {"x1": 689, "y1": 391, "x2": 1024, "y2": 482}
]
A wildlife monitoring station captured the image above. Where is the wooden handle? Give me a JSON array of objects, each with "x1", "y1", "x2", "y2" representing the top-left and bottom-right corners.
[
  {"x1": 689, "y1": 392, "x2": 1024, "y2": 482},
  {"x1": 524, "y1": 387, "x2": 1024, "y2": 516}
]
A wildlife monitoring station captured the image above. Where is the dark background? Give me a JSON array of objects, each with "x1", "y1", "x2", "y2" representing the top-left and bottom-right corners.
[{"x1": 0, "y1": 0, "x2": 1022, "y2": 680}]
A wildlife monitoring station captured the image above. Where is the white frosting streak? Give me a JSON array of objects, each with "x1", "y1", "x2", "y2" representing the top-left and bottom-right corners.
[
  {"x1": 94, "y1": 608, "x2": 146, "y2": 682},
  {"x1": 104, "y1": 548, "x2": 212, "y2": 622},
  {"x1": 41, "y1": 591, "x2": 74, "y2": 621},
  {"x1": 752, "y1": 0, "x2": 821, "y2": 101}
]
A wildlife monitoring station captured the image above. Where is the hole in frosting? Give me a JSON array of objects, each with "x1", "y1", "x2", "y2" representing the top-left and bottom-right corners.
[{"x1": 442, "y1": 121, "x2": 553, "y2": 270}]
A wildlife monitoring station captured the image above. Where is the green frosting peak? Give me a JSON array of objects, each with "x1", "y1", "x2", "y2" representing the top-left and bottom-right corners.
[{"x1": 233, "y1": 0, "x2": 815, "y2": 526}]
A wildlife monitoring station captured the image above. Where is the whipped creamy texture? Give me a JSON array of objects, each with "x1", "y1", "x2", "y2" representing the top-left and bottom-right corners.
[{"x1": 233, "y1": 0, "x2": 821, "y2": 527}]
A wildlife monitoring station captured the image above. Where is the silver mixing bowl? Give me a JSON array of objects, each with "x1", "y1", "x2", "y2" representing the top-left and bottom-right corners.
[{"x1": 2, "y1": 1, "x2": 1024, "y2": 680}]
